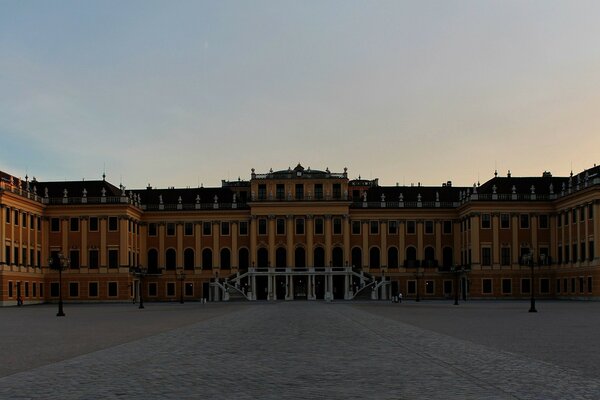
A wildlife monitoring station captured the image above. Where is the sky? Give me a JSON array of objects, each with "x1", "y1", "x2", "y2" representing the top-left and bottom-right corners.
[{"x1": 1, "y1": 0, "x2": 599, "y2": 189}]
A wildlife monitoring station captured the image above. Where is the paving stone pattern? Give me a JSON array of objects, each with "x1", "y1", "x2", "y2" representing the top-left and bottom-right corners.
[{"x1": 1, "y1": 302, "x2": 599, "y2": 399}]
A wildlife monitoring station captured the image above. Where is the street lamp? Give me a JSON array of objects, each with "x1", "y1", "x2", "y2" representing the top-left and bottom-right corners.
[
  {"x1": 522, "y1": 250, "x2": 546, "y2": 313},
  {"x1": 130, "y1": 266, "x2": 147, "y2": 309},
  {"x1": 48, "y1": 252, "x2": 70, "y2": 317},
  {"x1": 178, "y1": 269, "x2": 186, "y2": 304}
]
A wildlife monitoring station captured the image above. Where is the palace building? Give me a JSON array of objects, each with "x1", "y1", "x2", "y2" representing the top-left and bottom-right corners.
[{"x1": 1, "y1": 163, "x2": 599, "y2": 306}]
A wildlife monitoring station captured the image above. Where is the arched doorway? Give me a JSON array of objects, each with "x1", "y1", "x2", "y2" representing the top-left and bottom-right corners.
[
  {"x1": 220, "y1": 248, "x2": 231, "y2": 270},
  {"x1": 443, "y1": 247, "x2": 453, "y2": 268},
  {"x1": 257, "y1": 248, "x2": 268, "y2": 268},
  {"x1": 424, "y1": 246, "x2": 435, "y2": 267},
  {"x1": 388, "y1": 247, "x2": 399, "y2": 268},
  {"x1": 405, "y1": 246, "x2": 417, "y2": 267},
  {"x1": 369, "y1": 247, "x2": 380, "y2": 269},
  {"x1": 148, "y1": 249, "x2": 158, "y2": 273},
  {"x1": 184, "y1": 248, "x2": 195, "y2": 270},
  {"x1": 166, "y1": 248, "x2": 176, "y2": 270},
  {"x1": 238, "y1": 248, "x2": 249, "y2": 270}
]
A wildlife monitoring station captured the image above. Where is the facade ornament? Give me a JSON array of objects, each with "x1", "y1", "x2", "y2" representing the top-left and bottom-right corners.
[
  {"x1": 561, "y1": 182, "x2": 566, "y2": 194},
  {"x1": 511, "y1": 185, "x2": 516, "y2": 194},
  {"x1": 178, "y1": 196, "x2": 182, "y2": 204},
  {"x1": 159, "y1": 195, "x2": 163, "y2": 204},
  {"x1": 44, "y1": 187, "x2": 49, "y2": 198},
  {"x1": 530, "y1": 185, "x2": 535, "y2": 194},
  {"x1": 549, "y1": 183, "x2": 554, "y2": 194},
  {"x1": 435, "y1": 192, "x2": 439, "y2": 202},
  {"x1": 101, "y1": 187, "x2": 106, "y2": 197},
  {"x1": 492, "y1": 185, "x2": 497, "y2": 194},
  {"x1": 82, "y1": 188, "x2": 87, "y2": 198},
  {"x1": 417, "y1": 193, "x2": 422, "y2": 202},
  {"x1": 233, "y1": 193, "x2": 237, "y2": 203},
  {"x1": 251, "y1": 191, "x2": 256, "y2": 201},
  {"x1": 399, "y1": 193, "x2": 403, "y2": 202},
  {"x1": 214, "y1": 195, "x2": 218, "y2": 203},
  {"x1": 33, "y1": 185, "x2": 37, "y2": 195},
  {"x1": 362, "y1": 192, "x2": 367, "y2": 202},
  {"x1": 381, "y1": 193, "x2": 385, "y2": 202},
  {"x1": 195, "y1": 195, "x2": 200, "y2": 204},
  {"x1": 472, "y1": 183, "x2": 477, "y2": 194},
  {"x1": 63, "y1": 188, "x2": 68, "y2": 198}
]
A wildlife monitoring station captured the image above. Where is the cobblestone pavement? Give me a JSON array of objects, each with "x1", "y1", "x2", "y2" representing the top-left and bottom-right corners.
[{"x1": 1, "y1": 301, "x2": 599, "y2": 399}]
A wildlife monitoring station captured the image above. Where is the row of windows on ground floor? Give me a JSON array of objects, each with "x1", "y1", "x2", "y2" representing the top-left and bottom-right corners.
[{"x1": 5, "y1": 276, "x2": 593, "y2": 300}]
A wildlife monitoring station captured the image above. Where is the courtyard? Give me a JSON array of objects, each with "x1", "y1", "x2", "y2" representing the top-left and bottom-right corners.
[{"x1": 1, "y1": 300, "x2": 599, "y2": 399}]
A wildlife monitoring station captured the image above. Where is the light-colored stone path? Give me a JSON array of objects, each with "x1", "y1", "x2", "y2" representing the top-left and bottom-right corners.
[{"x1": 1, "y1": 302, "x2": 599, "y2": 399}]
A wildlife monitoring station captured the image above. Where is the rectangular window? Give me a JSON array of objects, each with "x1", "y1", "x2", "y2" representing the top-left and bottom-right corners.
[
  {"x1": 166, "y1": 223, "x2": 175, "y2": 236},
  {"x1": 481, "y1": 214, "x2": 491, "y2": 229},
  {"x1": 352, "y1": 221, "x2": 361, "y2": 235},
  {"x1": 443, "y1": 220, "x2": 452, "y2": 234},
  {"x1": 482, "y1": 279, "x2": 492, "y2": 294},
  {"x1": 24, "y1": 282, "x2": 29, "y2": 297},
  {"x1": 407, "y1": 280, "x2": 416, "y2": 295},
  {"x1": 88, "y1": 217, "x2": 98, "y2": 232},
  {"x1": 89, "y1": 282, "x2": 99, "y2": 297},
  {"x1": 69, "y1": 250, "x2": 80, "y2": 269},
  {"x1": 185, "y1": 282, "x2": 194, "y2": 296},
  {"x1": 14, "y1": 210, "x2": 19, "y2": 226},
  {"x1": 295, "y1": 218, "x2": 305, "y2": 235},
  {"x1": 30, "y1": 215, "x2": 35, "y2": 229},
  {"x1": 32, "y1": 282, "x2": 36, "y2": 297},
  {"x1": 565, "y1": 212, "x2": 569, "y2": 225},
  {"x1": 443, "y1": 280, "x2": 452, "y2": 295},
  {"x1": 589, "y1": 204, "x2": 593, "y2": 219},
  {"x1": 166, "y1": 282, "x2": 176, "y2": 297},
  {"x1": 572, "y1": 244, "x2": 577, "y2": 263},
  {"x1": 500, "y1": 213, "x2": 510, "y2": 229},
  {"x1": 14, "y1": 247, "x2": 19, "y2": 265},
  {"x1": 70, "y1": 217, "x2": 79, "y2": 232},
  {"x1": 424, "y1": 220, "x2": 434, "y2": 234},
  {"x1": 51, "y1": 218, "x2": 60, "y2": 232},
  {"x1": 239, "y1": 221, "x2": 248, "y2": 235},
  {"x1": 108, "y1": 249, "x2": 119, "y2": 268},
  {"x1": 502, "y1": 278, "x2": 512, "y2": 294},
  {"x1": 590, "y1": 241, "x2": 594, "y2": 261},
  {"x1": 89, "y1": 249, "x2": 99, "y2": 269},
  {"x1": 5, "y1": 208, "x2": 9, "y2": 223},
  {"x1": 387, "y1": 220, "x2": 398, "y2": 235},
  {"x1": 557, "y1": 214, "x2": 562, "y2": 228},
  {"x1": 258, "y1": 184, "x2": 266, "y2": 200},
  {"x1": 276, "y1": 184, "x2": 285, "y2": 200},
  {"x1": 501, "y1": 247, "x2": 511, "y2": 266},
  {"x1": 221, "y1": 221, "x2": 230, "y2": 236},
  {"x1": 580, "y1": 207, "x2": 585, "y2": 221},
  {"x1": 538, "y1": 214, "x2": 549, "y2": 229},
  {"x1": 521, "y1": 279, "x2": 531, "y2": 294},
  {"x1": 276, "y1": 218, "x2": 285, "y2": 235},
  {"x1": 8, "y1": 281, "x2": 14, "y2": 297},
  {"x1": 539, "y1": 247, "x2": 549, "y2": 264},
  {"x1": 425, "y1": 280, "x2": 434, "y2": 294},
  {"x1": 314, "y1": 218, "x2": 324, "y2": 235},
  {"x1": 406, "y1": 221, "x2": 416, "y2": 235},
  {"x1": 203, "y1": 222, "x2": 212, "y2": 236},
  {"x1": 108, "y1": 282, "x2": 118, "y2": 297},
  {"x1": 295, "y1": 184, "x2": 304, "y2": 200},
  {"x1": 148, "y1": 223, "x2": 157, "y2": 236},
  {"x1": 481, "y1": 247, "x2": 492, "y2": 266},
  {"x1": 184, "y1": 222, "x2": 194, "y2": 236},
  {"x1": 572, "y1": 209, "x2": 577, "y2": 224},
  {"x1": 50, "y1": 282, "x2": 59, "y2": 297},
  {"x1": 69, "y1": 282, "x2": 79, "y2": 297},
  {"x1": 520, "y1": 214, "x2": 529, "y2": 229},
  {"x1": 108, "y1": 217, "x2": 118, "y2": 231},
  {"x1": 333, "y1": 218, "x2": 342, "y2": 235},
  {"x1": 581, "y1": 242, "x2": 586, "y2": 261},
  {"x1": 370, "y1": 221, "x2": 379, "y2": 235},
  {"x1": 258, "y1": 218, "x2": 267, "y2": 235},
  {"x1": 333, "y1": 183, "x2": 342, "y2": 199},
  {"x1": 314, "y1": 184, "x2": 323, "y2": 200},
  {"x1": 565, "y1": 245, "x2": 570, "y2": 264},
  {"x1": 22, "y1": 213, "x2": 27, "y2": 228},
  {"x1": 540, "y1": 278, "x2": 550, "y2": 294},
  {"x1": 148, "y1": 282, "x2": 158, "y2": 297}
]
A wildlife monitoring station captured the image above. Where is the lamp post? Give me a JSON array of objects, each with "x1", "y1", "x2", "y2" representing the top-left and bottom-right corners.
[
  {"x1": 178, "y1": 269, "x2": 186, "y2": 304},
  {"x1": 523, "y1": 250, "x2": 546, "y2": 313},
  {"x1": 130, "y1": 266, "x2": 147, "y2": 309},
  {"x1": 48, "y1": 252, "x2": 70, "y2": 317}
]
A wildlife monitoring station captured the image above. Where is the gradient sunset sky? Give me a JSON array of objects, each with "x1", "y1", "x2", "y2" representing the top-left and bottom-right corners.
[{"x1": 1, "y1": 1, "x2": 599, "y2": 188}]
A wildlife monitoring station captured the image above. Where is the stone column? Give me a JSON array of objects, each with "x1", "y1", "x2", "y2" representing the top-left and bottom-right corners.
[
  {"x1": 176, "y1": 222, "x2": 183, "y2": 268},
  {"x1": 435, "y1": 220, "x2": 441, "y2": 265},
  {"x1": 286, "y1": 215, "x2": 294, "y2": 267},
  {"x1": 25, "y1": 212, "x2": 31, "y2": 266},
  {"x1": 576, "y1": 208, "x2": 582, "y2": 263},
  {"x1": 568, "y1": 209, "x2": 573, "y2": 264},
  {"x1": 250, "y1": 216, "x2": 257, "y2": 266},
  {"x1": 194, "y1": 223, "x2": 202, "y2": 269},
  {"x1": 344, "y1": 273, "x2": 351, "y2": 300},
  {"x1": 511, "y1": 214, "x2": 519, "y2": 265},
  {"x1": 399, "y1": 221, "x2": 406, "y2": 266},
  {"x1": 594, "y1": 202, "x2": 600, "y2": 261},
  {"x1": 33, "y1": 214, "x2": 39, "y2": 267},
  {"x1": 268, "y1": 216, "x2": 275, "y2": 266},
  {"x1": 119, "y1": 217, "x2": 128, "y2": 267},
  {"x1": 324, "y1": 215, "x2": 332, "y2": 266},
  {"x1": 550, "y1": 213, "x2": 557, "y2": 261},
  {"x1": 41, "y1": 217, "x2": 49, "y2": 268},
  {"x1": 561, "y1": 212, "x2": 565, "y2": 263},
  {"x1": 288, "y1": 275, "x2": 294, "y2": 300},
  {"x1": 381, "y1": 220, "x2": 388, "y2": 266},
  {"x1": 0, "y1": 206, "x2": 5, "y2": 264},
  {"x1": 417, "y1": 220, "x2": 424, "y2": 261},
  {"x1": 19, "y1": 211, "x2": 24, "y2": 265},
  {"x1": 140, "y1": 224, "x2": 148, "y2": 267},
  {"x1": 268, "y1": 272, "x2": 273, "y2": 300},
  {"x1": 61, "y1": 217, "x2": 68, "y2": 254},
  {"x1": 343, "y1": 215, "x2": 350, "y2": 265},
  {"x1": 470, "y1": 214, "x2": 480, "y2": 266},
  {"x1": 158, "y1": 222, "x2": 165, "y2": 268},
  {"x1": 213, "y1": 221, "x2": 220, "y2": 268},
  {"x1": 531, "y1": 214, "x2": 538, "y2": 255},
  {"x1": 492, "y1": 214, "x2": 500, "y2": 266},
  {"x1": 362, "y1": 220, "x2": 369, "y2": 267},
  {"x1": 453, "y1": 221, "x2": 461, "y2": 265},
  {"x1": 306, "y1": 215, "x2": 314, "y2": 267},
  {"x1": 231, "y1": 222, "x2": 238, "y2": 268}
]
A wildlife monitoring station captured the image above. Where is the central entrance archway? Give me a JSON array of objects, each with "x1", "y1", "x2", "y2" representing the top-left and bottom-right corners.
[{"x1": 293, "y1": 275, "x2": 308, "y2": 299}]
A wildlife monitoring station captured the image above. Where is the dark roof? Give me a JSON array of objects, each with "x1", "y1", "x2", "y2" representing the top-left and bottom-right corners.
[
  {"x1": 36, "y1": 179, "x2": 122, "y2": 198},
  {"x1": 363, "y1": 184, "x2": 464, "y2": 203},
  {"x1": 132, "y1": 187, "x2": 239, "y2": 205}
]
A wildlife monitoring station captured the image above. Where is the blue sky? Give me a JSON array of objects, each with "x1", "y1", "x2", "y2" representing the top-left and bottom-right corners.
[{"x1": 1, "y1": 1, "x2": 599, "y2": 188}]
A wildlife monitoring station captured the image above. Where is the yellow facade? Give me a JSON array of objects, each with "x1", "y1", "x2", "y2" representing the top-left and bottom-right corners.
[{"x1": 1, "y1": 164, "x2": 599, "y2": 306}]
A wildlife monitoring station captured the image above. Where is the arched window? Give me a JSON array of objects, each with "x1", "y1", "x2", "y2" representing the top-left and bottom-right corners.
[
  {"x1": 276, "y1": 247, "x2": 287, "y2": 268},
  {"x1": 166, "y1": 248, "x2": 176, "y2": 270},
  {"x1": 220, "y1": 248, "x2": 231, "y2": 269},
  {"x1": 369, "y1": 247, "x2": 380, "y2": 268},
  {"x1": 332, "y1": 247, "x2": 343, "y2": 267},
  {"x1": 238, "y1": 248, "x2": 249, "y2": 270},
  {"x1": 148, "y1": 249, "x2": 158, "y2": 272},
  {"x1": 314, "y1": 247, "x2": 325, "y2": 268},
  {"x1": 443, "y1": 247, "x2": 453, "y2": 268},
  {"x1": 184, "y1": 248, "x2": 195, "y2": 270},
  {"x1": 257, "y1": 248, "x2": 268, "y2": 268},
  {"x1": 352, "y1": 247, "x2": 362, "y2": 269},
  {"x1": 387, "y1": 247, "x2": 399, "y2": 268},
  {"x1": 424, "y1": 246, "x2": 436, "y2": 267},
  {"x1": 295, "y1": 247, "x2": 306, "y2": 269},
  {"x1": 202, "y1": 248, "x2": 212, "y2": 270},
  {"x1": 405, "y1": 246, "x2": 417, "y2": 268}
]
